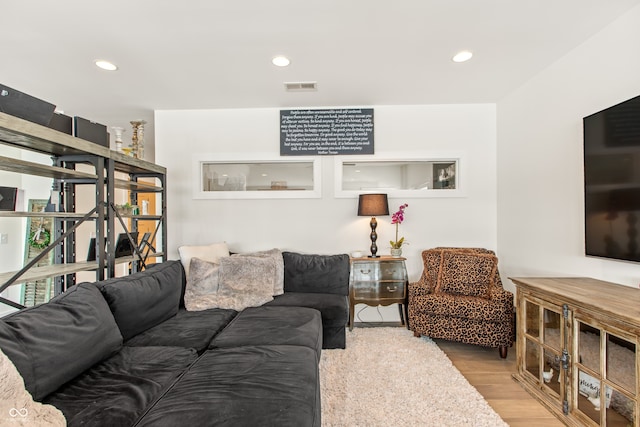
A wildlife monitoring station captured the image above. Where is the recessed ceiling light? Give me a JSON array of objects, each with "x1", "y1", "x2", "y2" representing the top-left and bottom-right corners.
[
  {"x1": 95, "y1": 60, "x2": 118, "y2": 71},
  {"x1": 272, "y1": 56, "x2": 290, "y2": 67},
  {"x1": 452, "y1": 50, "x2": 473, "y2": 63}
]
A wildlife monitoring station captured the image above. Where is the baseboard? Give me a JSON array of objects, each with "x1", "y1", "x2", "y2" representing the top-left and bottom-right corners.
[{"x1": 352, "y1": 321, "x2": 405, "y2": 328}]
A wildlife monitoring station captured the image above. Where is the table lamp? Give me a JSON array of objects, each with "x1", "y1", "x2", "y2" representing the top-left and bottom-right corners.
[{"x1": 357, "y1": 193, "x2": 389, "y2": 258}]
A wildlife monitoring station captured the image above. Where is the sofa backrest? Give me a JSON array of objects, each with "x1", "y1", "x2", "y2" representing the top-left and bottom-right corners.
[
  {"x1": 0, "y1": 283, "x2": 123, "y2": 400},
  {"x1": 96, "y1": 260, "x2": 184, "y2": 340},
  {"x1": 282, "y1": 252, "x2": 349, "y2": 296}
]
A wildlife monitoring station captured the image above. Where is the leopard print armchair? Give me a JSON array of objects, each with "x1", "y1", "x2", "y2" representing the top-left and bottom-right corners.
[{"x1": 408, "y1": 247, "x2": 514, "y2": 358}]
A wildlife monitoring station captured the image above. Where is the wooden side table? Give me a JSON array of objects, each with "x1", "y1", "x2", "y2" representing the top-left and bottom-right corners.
[{"x1": 349, "y1": 256, "x2": 408, "y2": 330}]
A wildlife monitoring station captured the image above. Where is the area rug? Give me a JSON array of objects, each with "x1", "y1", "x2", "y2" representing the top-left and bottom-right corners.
[{"x1": 319, "y1": 327, "x2": 508, "y2": 427}]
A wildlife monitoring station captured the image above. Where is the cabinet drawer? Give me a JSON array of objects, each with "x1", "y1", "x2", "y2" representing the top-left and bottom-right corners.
[
  {"x1": 379, "y1": 264, "x2": 406, "y2": 280},
  {"x1": 379, "y1": 281, "x2": 405, "y2": 298},
  {"x1": 351, "y1": 261, "x2": 406, "y2": 281},
  {"x1": 351, "y1": 263, "x2": 378, "y2": 281},
  {"x1": 352, "y1": 280, "x2": 406, "y2": 299}
]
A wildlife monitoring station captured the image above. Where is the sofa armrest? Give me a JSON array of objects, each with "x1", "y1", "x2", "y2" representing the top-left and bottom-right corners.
[{"x1": 282, "y1": 252, "x2": 350, "y2": 296}]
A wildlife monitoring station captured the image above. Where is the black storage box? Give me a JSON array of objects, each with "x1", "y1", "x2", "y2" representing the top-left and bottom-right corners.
[
  {"x1": 0, "y1": 84, "x2": 56, "y2": 126},
  {"x1": 74, "y1": 116, "x2": 109, "y2": 147},
  {"x1": 0, "y1": 187, "x2": 24, "y2": 211},
  {"x1": 48, "y1": 112, "x2": 73, "y2": 135}
]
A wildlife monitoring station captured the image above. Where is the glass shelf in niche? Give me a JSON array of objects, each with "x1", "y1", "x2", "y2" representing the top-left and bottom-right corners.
[
  {"x1": 334, "y1": 155, "x2": 465, "y2": 198},
  {"x1": 193, "y1": 157, "x2": 321, "y2": 199}
]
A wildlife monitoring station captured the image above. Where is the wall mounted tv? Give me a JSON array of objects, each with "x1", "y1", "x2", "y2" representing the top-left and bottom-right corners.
[{"x1": 584, "y1": 94, "x2": 640, "y2": 262}]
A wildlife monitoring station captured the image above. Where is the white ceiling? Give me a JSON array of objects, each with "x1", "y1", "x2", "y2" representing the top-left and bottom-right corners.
[{"x1": 2, "y1": 0, "x2": 639, "y2": 141}]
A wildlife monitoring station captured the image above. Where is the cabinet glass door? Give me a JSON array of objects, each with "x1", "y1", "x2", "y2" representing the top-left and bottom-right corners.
[
  {"x1": 522, "y1": 297, "x2": 566, "y2": 404},
  {"x1": 574, "y1": 319, "x2": 637, "y2": 426},
  {"x1": 543, "y1": 308, "x2": 563, "y2": 397}
]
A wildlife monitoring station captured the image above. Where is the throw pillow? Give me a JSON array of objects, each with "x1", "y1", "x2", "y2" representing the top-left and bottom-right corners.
[
  {"x1": 178, "y1": 242, "x2": 230, "y2": 278},
  {"x1": 184, "y1": 257, "x2": 221, "y2": 311},
  {"x1": 216, "y1": 256, "x2": 275, "y2": 311},
  {"x1": 0, "y1": 348, "x2": 66, "y2": 427},
  {"x1": 232, "y1": 248, "x2": 284, "y2": 296},
  {"x1": 419, "y1": 248, "x2": 446, "y2": 291},
  {"x1": 435, "y1": 251, "x2": 497, "y2": 298}
]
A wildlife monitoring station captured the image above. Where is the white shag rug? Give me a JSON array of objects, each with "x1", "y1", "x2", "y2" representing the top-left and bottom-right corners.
[{"x1": 320, "y1": 327, "x2": 508, "y2": 427}]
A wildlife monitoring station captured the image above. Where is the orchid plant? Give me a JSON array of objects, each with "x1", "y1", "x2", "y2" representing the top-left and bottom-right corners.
[{"x1": 390, "y1": 203, "x2": 409, "y2": 249}]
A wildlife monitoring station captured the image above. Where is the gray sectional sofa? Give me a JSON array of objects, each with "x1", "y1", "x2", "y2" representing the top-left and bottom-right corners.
[{"x1": 0, "y1": 251, "x2": 350, "y2": 426}]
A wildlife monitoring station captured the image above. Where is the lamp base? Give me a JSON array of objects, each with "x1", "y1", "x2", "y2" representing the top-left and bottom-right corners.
[{"x1": 369, "y1": 217, "x2": 379, "y2": 257}]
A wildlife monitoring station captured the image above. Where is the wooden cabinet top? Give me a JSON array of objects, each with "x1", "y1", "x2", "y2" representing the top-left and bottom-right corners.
[
  {"x1": 350, "y1": 256, "x2": 406, "y2": 262},
  {"x1": 510, "y1": 276, "x2": 640, "y2": 326}
]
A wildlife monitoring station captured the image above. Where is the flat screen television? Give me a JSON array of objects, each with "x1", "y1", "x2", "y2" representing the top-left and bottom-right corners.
[{"x1": 584, "y1": 94, "x2": 640, "y2": 262}]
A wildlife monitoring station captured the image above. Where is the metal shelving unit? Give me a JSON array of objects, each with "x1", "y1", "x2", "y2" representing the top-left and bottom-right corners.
[{"x1": 0, "y1": 112, "x2": 167, "y2": 310}]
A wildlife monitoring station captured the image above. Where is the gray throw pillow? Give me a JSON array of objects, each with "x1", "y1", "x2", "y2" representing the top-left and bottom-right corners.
[
  {"x1": 232, "y1": 248, "x2": 284, "y2": 296},
  {"x1": 184, "y1": 257, "x2": 222, "y2": 311},
  {"x1": 184, "y1": 256, "x2": 275, "y2": 311}
]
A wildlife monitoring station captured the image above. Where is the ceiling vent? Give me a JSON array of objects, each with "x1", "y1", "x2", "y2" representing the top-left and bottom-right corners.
[{"x1": 284, "y1": 81, "x2": 317, "y2": 92}]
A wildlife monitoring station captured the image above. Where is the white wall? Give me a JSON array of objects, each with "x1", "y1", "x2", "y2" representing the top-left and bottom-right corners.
[
  {"x1": 497, "y1": 5, "x2": 640, "y2": 291},
  {"x1": 156, "y1": 104, "x2": 497, "y2": 321}
]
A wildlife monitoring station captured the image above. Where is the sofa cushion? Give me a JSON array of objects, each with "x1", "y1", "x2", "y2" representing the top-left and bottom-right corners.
[
  {"x1": 0, "y1": 283, "x2": 123, "y2": 400},
  {"x1": 435, "y1": 251, "x2": 497, "y2": 299},
  {"x1": 125, "y1": 308, "x2": 237, "y2": 354},
  {"x1": 283, "y1": 252, "x2": 349, "y2": 295},
  {"x1": 415, "y1": 293, "x2": 511, "y2": 322},
  {"x1": 265, "y1": 292, "x2": 348, "y2": 349},
  {"x1": 43, "y1": 346, "x2": 197, "y2": 427},
  {"x1": 0, "y1": 348, "x2": 66, "y2": 426},
  {"x1": 265, "y1": 292, "x2": 348, "y2": 328},
  {"x1": 209, "y1": 306, "x2": 323, "y2": 359},
  {"x1": 137, "y1": 345, "x2": 320, "y2": 427},
  {"x1": 97, "y1": 260, "x2": 183, "y2": 340},
  {"x1": 178, "y1": 241, "x2": 229, "y2": 278}
]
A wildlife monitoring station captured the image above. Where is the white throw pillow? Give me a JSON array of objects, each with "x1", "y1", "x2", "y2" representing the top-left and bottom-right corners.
[
  {"x1": 0, "y1": 348, "x2": 66, "y2": 427},
  {"x1": 178, "y1": 242, "x2": 229, "y2": 278},
  {"x1": 232, "y1": 248, "x2": 284, "y2": 296}
]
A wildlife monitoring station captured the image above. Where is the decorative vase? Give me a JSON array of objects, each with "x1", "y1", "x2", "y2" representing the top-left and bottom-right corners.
[
  {"x1": 111, "y1": 126, "x2": 125, "y2": 152},
  {"x1": 130, "y1": 120, "x2": 147, "y2": 160},
  {"x1": 390, "y1": 248, "x2": 402, "y2": 257}
]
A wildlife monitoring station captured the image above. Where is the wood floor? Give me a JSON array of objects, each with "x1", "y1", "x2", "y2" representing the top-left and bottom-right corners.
[{"x1": 435, "y1": 339, "x2": 564, "y2": 427}]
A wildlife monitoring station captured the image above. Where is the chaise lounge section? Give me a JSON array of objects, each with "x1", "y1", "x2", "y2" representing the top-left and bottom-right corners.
[{"x1": 0, "y1": 251, "x2": 349, "y2": 427}]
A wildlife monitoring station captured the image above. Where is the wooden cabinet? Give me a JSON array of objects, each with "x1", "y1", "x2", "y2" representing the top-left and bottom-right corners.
[
  {"x1": 349, "y1": 256, "x2": 408, "y2": 330},
  {"x1": 0, "y1": 112, "x2": 166, "y2": 310},
  {"x1": 511, "y1": 277, "x2": 640, "y2": 427}
]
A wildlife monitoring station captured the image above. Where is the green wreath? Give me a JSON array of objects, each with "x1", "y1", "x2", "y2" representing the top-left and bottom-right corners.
[{"x1": 28, "y1": 228, "x2": 51, "y2": 249}]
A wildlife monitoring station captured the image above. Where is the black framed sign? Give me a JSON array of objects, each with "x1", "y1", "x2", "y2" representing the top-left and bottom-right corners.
[{"x1": 280, "y1": 108, "x2": 374, "y2": 155}]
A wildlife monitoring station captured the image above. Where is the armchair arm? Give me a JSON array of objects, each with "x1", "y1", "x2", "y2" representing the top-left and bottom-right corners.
[
  {"x1": 408, "y1": 278, "x2": 433, "y2": 299},
  {"x1": 490, "y1": 285, "x2": 514, "y2": 308}
]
